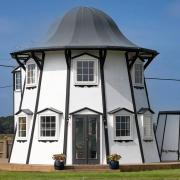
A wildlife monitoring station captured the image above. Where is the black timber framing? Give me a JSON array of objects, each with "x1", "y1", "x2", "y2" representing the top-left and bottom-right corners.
[
  {"x1": 144, "y1": 77, "x2": 160, "y2": 160},
  {"x1": 14, "y1": 54, "x2": 26, "y2": 71},
  {"x1": 71, "y1": 52, "x2": 99, "y2": 59},
  {"x1": 144, "y1": 78, "x2": 151, "y2": 109},
  {"x1": 99, "y1": 49, "x2": 110, "y2": 160},
  {"x1": 160, "y1": 114, "x2": 167, "y2": 161},
  {"x1": 63, "y1": 49, "x2": 71, "y2": 156},
  {"x1": 125, "y1": 52, "x2": 145, "y2": 163},
  {"x1": 178, "y1": 115, "x2": 180, "y2": 160},
  {"x1": 26, "y1": 52, "x2": 45, "y2": 164}
]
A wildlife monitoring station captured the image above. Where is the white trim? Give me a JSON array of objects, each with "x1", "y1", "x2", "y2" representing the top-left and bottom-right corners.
[
  {"x1": 113, "y1": 114, "x2": 134, "y2": 140},
  {"x1": 38, "y1": 113, "x2": 59, "y2": 141},
  {"x1": 73, "y1": 55, "x2": 98, "y2": 85},
  {"x1": 26, "y1": 62, "x2": 38, "y2": 87}
]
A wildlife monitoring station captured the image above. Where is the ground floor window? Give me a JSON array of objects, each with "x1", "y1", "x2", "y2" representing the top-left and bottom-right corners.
[
  {"x1": 39, "y1": 115, "x2": 57, "y2": 140},
  {"x1": 114, "y1": 115, "x2": 132, "y2": 140},
  {"x1": 143, "y1": 116, "x2": 153, "y2": 140},
  {"x1": 18, "y1": 117, "x2": 26, "y2": 138}
]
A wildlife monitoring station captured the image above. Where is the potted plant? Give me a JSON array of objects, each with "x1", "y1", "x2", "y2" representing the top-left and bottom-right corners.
[
  {"x1": 52, "y1": 153, "x2": 66, "y2": 170},
  {"x1": 107, "y1": 154, "x2": 121, "y2": 169}
]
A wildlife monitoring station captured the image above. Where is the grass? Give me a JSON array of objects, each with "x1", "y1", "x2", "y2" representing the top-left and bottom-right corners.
[{"x1": 0, "y1": 169, "x2": 180, "y2": 180}]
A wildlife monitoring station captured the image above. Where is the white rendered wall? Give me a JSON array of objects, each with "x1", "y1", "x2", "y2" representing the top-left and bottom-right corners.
[
  {"x1": 29, "y1": 52, "x2": 67, "y2": 164},
  {"x1": 11, "y1": 62, "x2": 38, "y2": 164},
  {"x1": 156, "y1": 114, "x2": 166, "y2": 154},
  {"x1": 138, "y1": 113, "x2": 160, "y2": 162},
  {"x1": 104, "y1": 51, "x2": 142, "y2": 164},
  {"x1": 161, "y1": 115, "x2": 180, "y2": 161},
  {"x1": 105, "y1": 51, "x2": 133, "y2": 111},
  {"x1": 108, "y1": 110, "x2": 142, "y2": 164}
]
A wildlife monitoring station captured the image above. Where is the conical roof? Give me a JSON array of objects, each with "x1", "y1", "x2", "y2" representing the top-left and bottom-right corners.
[{"x1": 11, "y1": 7, "x2": 158, "y2": 55}]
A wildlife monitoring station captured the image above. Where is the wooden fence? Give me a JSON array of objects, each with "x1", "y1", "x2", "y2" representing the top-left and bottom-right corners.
[{"x1": 0, "y1": 140, "x2": 12, "y2": 159}]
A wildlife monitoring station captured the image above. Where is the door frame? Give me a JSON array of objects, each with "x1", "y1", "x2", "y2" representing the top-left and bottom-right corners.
[{"x1": 72, "y1": 114, "x2": 100, "y2": 164}]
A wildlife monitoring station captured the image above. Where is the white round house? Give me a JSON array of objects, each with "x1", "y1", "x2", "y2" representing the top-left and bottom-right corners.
[{"x1": 10, "y1": 7, "x2": 160, "y2": 165}]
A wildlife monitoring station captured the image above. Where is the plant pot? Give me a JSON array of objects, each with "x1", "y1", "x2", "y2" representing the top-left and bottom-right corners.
[
  {"x1": 109, "y1": 160, "x2": 119, "y2": 169},
  {"x1": 54, "y1": 160, "x2": 65, "y2": 170}
]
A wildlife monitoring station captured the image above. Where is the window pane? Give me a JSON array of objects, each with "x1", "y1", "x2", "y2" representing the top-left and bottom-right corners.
[
  {"x1": 77, "y1": 75, "x2": 82, "y2": 81},
  {"x1": 83, "y1": 68, "x2": 88, "y2": 74},
  {"x1": 77, "y1": 68, "x2": 82, "y2": 74},
  {"x1": 83, "y1": 61, "x2": 88, "y2": 68},
  {"x1": 83, "y1": 75, "x2": 88, "y2": 81},
  {"x1": 89, "y1": 61, "x2": 94, "y2": 68}
]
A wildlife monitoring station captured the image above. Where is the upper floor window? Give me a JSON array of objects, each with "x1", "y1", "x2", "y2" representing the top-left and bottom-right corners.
[
  {"x1": 74, "y1": 56, "x2": 98, "y2": 85},
  {"x1": 15, "y1": 71, "x2": 21, "y2": 91},
  {"x1": 18, "y1": 117, "x2": 26, "y2": 138},
  {"x1": 27, "y1": 63, "x2": 37, "y2": 86},
  {"x1": 143, "y1": 115, "x2": 153, "y2": 141},
  {"x1": 134, "y1": 62, "x2": 144, "y2": 86},
  {"x1": 114, "y1": 115, "x2": 133, "y2": 140}
]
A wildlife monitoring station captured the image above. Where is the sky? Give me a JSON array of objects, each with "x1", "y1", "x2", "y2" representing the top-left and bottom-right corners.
[{"x1": 0, "y1": 0, "x2": 180, "y2": 116}]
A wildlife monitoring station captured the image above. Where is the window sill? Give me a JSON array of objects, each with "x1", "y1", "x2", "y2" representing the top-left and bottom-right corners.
[
  {"x1": 143, "y1": 139, "x2": 153, "y2": 142},
  {"x1": 17, "y1": 140, "x2": 27, "y2": 143},
  {"x1": 133, "y1": 85, "x2": 144, "y2": 89},
  {"x1": 38, "y1": 140, "x2": 58, "y2": 143},
  {"x1": 74, "y1": 84, "x2": 98, "y2": 87},
  {"x1": 26, "y1": 85, "x2": 37, "y2": 89},
  {"x1": 114, "y1": 140, "x2": 133, "y2": 143}
]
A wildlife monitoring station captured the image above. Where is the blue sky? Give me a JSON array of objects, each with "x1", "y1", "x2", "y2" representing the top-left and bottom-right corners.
[{"x1": 0, "y1": 0, "x2": 180, "y2": 116}]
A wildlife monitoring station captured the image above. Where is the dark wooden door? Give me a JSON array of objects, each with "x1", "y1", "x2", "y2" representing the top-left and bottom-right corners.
[{"x1": 73, "y1": 115, "x2": 100, "y2": 164}]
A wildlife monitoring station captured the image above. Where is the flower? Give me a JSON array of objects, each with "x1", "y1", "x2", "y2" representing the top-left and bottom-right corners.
[
  {"x1": 52, "y1": 153, "x2": 66, "y2": 161},
  {"x1": 107, "y1": 154, "x2": 121, "y2": 161}
]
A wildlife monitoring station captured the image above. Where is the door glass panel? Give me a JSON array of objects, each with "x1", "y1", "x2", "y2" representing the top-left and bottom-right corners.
[
  {"x1": 88, "y1": 118, "x2": 97, "y2": 159},
  {"x1": 75, "y1": 118, "x2": 86, "y2": 159}
]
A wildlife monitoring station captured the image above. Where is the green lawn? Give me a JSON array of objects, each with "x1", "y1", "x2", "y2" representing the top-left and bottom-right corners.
[{"x1": 0, "y1": 169, "x2": 180, "y2": 180}]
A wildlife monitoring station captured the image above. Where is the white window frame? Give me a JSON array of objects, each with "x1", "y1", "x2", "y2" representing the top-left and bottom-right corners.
[
  {"x1": 73, "y1": 56, "x2": 98, "y2": 85},
  {"x1": 26, "y1": 62, "x2": 38, "y2": 87},
  {"x1": 113, "y1": 113, "x2": 133, "y2": 140},
  {"x1": 133, "y1": 61, "x2": 144, "y2": 87},
  {"x1": 15, "y1": 71, "x2": 21, "y2": 91},
  {"x1": 17, "y1": 115, "x2": 28, "y2": 140},
  {"x1": 143, "y1": 115, "x2": 153, "y2": 141},
  {"x1": 38, "y1": 113, "x2": 59, "y2": 140}
]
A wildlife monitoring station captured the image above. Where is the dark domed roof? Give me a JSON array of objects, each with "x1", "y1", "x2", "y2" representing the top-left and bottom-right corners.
[
  {"x1": 12, "y1": 7, "x2": 158, "y2": 55},
  {"x1": 45, "y1": 7, "x2": 137, "y2": 48}
]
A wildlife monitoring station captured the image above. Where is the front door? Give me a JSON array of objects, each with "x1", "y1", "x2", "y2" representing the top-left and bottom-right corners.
[{"x1": 73, "y1": 115, "x2": 100, "y2": 164}]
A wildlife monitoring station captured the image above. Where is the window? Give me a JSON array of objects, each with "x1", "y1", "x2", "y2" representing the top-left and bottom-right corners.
[
  {"x1": 39, "y1": 116, "x2": 58, "y2": 140},
  {"x1": 27, "y1": 63, "x2": 37, "y2": 86},
  {"x1": 143, "y1": 116, "x2": 153, "y2": 140},
  {"x1": 18, "y1": 117, "x2": 26, "y2": 138},
  {"x1": 74, "y1": 58, "x2": 98, "y2": 85},
  {"x1": 134, "y1": 63, "x2": 143, "y2": 85},
  {"x1": 15, "y1": 71, "x2": 21, "y2": 91},
  {"x1": 114, "y1": 115, "x2": 132, "y2": 140}
]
